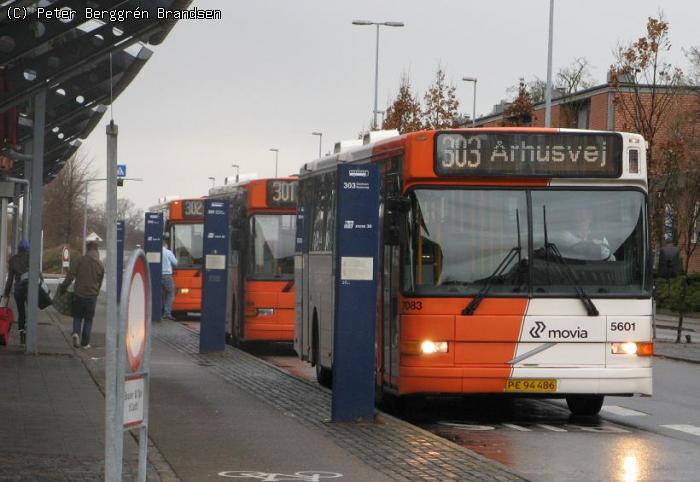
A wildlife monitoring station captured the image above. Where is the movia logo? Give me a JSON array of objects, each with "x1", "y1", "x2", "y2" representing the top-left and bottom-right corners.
[
  {"x1": 349, "y1": 169, "x2": 369, "y2": 177},
  {"x1": 529, "y1": 321, "x2": 546, "y2": 338},
  {"x1": 529, "y1": 321, "x2": 589, "y2": 339},
  {"x1": 207, "y1": 232, "x2": 215, "y2": 239},
  {"x1": 344, "y1": 220, "x2": 354, "y2": 229}
]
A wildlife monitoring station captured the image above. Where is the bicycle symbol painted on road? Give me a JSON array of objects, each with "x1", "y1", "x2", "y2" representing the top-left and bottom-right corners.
[{"x1": 218, "y1": 471, "x2": 343, "y2": 481}]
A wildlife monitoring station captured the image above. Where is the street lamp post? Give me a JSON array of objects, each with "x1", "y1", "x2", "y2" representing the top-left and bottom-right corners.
[
  {"x1": 462, "y1": 77, "x2": 477, "y2": 127},
  {"x1": 269, "y1": 149, "x2": 279, "y2": 177},
  {"x1": 208, "y1": 176, "x2": 215, "y2": 188},
  {"x1": 311, "y1": 132, "x2": 323, "y2": 158},
  {"x1": 352, "y1": 19, "x2": 404, "y2": 130},
  {"x1": 545, "y1": 0, "x2": 554, "y2": 127}
]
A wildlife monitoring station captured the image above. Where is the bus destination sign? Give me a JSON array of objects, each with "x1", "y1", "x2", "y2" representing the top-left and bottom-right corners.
[
  {"x1": 182, "y1": 199, "x2": 204, "y2": 218},
  {"x1": 434, "y1": 132, "x2": 622, "y2": 178},
  {"x1": 267, "y1": 180, "x2": 298, "y2": 208}
]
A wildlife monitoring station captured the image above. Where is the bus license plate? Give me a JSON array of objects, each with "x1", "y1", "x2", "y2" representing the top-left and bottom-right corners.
[{"x1": 505, "y1": 379, "x2": 557, "y2": 393}]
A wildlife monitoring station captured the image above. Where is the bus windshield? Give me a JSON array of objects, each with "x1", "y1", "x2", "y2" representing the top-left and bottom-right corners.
[
  {"x1": 171, "y1": 223, "x2": 204, "y2": 269},
  {"x1": 249, "y1": 214, "x2": 296, "y2": 279},
  {"x1": 404, "y1": 188, "x2": 648, "y2": 296}
]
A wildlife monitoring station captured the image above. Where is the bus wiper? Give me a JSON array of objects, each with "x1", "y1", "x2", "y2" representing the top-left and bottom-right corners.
[
  {"x1": 462, "y1": 246, "x2": 521, "y2": 315},
  {"x1": 542, "y1": 206, "x2": 599, "y2": 317},
  {"x1": 462, "y1": 208, "x2": 522, "y2": 316}
]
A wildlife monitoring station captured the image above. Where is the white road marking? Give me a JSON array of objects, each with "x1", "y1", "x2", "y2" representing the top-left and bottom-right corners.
[
  {"x1": 601, "y1": 405, "x2": 648, "y2": 417},
  {"x1": 537, "y1": 424, "x2": 567, "y2": 432},
  {"x1": 502, "y1": 423, "x2": 532, "y2": 431},
  {"x1": 437, "y1": 422, "x2": 495, "y2": 431},
  {"x1": 661, "y1": 424, "x2": 700, "y2": 436}
]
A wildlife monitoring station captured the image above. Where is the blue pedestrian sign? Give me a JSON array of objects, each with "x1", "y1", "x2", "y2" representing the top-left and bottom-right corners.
[{"x1": 117, "y1": 164, "x2": 127, "y2": 177}]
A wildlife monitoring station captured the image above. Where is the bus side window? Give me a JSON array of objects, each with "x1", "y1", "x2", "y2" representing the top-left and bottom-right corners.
[
  {"x1": 311, "y1": 182, "x2": 327, "y2": 251},
  {"x1": 323, "y1": 174, "x2": 336, "y2": 252}
]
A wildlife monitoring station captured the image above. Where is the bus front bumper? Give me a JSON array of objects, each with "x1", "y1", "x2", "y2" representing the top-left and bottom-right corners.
[{"x1": 398, "y1": 366, "x2": 652, "y2": 396}]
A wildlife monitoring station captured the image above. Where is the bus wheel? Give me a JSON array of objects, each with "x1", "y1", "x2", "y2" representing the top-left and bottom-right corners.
[
  {"x1": 313, "y1": 320, "x2": 332, "y2": 389},
  {"x1": 566, "y1": 395, "x2": 604, "y2": 416}
]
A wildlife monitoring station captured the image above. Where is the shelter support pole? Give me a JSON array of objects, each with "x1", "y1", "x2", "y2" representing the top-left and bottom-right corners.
[
  {"x1": 105, "y1": 121, "x2": 123, "y2": 481},
  {"x1": 26, "y1": 89, "x2": 46, "y2": 355}
]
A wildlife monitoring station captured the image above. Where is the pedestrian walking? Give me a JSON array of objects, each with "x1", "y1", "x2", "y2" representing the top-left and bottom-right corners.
[
  {"x1": 3, "y1": 239, "x2": 30, "y2": 345},
  {"x1": 59, "y1": 241, "x2": 104, "y2": 349},
  {"x1": 162, "y1": 238, "x2": 178, "y2": 320}
]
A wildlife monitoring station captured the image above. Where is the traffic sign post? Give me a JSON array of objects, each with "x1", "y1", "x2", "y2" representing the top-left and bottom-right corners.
[
  {"x1": 120, "y1": 249, "x2": 153, "y2": 482},
  {"x1": 144, "y1": 213, "x2": 163, "y2": 322},
  {"x1": 61, "y1": 244, "x2": 70, "y2": 273},
  {"x1": 331, "y1": 164, "x2": 380, "y2": 422},
  {"x1": 200, "y1": 200, "x2": 229, "y2": 353}
]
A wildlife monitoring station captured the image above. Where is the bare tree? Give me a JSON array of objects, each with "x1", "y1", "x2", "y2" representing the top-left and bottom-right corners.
[
  {"x1": 609, "y1": 14, "x2": 685, "y2": 248},
  {"x1": 89, "y1": 198, "x2": 145, "y2": 250},
  {"x1": 383, "y1": 74, "x2": 423, "y2": 133},
  {"x1": 506, "y1": 78, "x2": 546, "y2": 105},
  {"x1": 42, "y1": 150, "x2": 94, "y2": 249},
  {"x1": 661, "y1": 106, "x2": 700, "y2": 342},
  {"x1": 556, "y1": 58, "x2": 594, "y2": 95},
  {"x1": 687, "y1": 46, "x2": 700, "y2": 86},
  {"x1": 422, "y1": 66, "x2": 460, "y2": 129}
]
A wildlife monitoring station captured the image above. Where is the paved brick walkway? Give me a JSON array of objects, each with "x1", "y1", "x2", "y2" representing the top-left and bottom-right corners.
[
  {"x1": 154, "y1": 323, "x2": 526, "y2": 482},
  {"x1": 654, "y1": 341, "x2": 700, "y2": 363},
  {"x1": 654, "y1": 314, "x2": 700, "y2": 363}
]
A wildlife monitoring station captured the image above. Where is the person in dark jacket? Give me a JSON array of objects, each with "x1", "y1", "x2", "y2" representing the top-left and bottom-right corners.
[
  {"x1": 3, "y1": 239, "x2": 30, "y2": 344},
  {"x1": 59, "y1": 241, "x2": 104, "y2": 348}
]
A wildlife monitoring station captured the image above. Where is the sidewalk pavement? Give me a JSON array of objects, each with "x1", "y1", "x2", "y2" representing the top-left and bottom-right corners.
[
  {"x1": 654, "y1": 313, "x2": 700, "y2": 363},
  {"x1": 0, "y1": 310, "x2": 170, "y2": 481},
  {"x1": 3, "y1": 280, "x2": 525, "y2": 481}
]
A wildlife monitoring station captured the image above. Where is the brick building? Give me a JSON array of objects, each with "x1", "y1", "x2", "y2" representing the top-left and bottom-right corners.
[{"x1": 473, "y1": 82, "x2": 700, "y2": 273}]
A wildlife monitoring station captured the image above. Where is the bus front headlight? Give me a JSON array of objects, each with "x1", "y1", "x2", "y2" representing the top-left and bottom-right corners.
[{"x1": 611, "y1": 342, "x2": 653, "y2": 356}]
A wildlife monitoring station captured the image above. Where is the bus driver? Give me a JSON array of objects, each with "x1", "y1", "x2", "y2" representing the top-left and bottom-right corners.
[{"x1": 558, "y1": 208, "x2": 614, "y2": 261}]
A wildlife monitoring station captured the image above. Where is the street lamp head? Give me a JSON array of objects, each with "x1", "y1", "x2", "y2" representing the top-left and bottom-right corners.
[
  {"x1": 352, "y1": 20, "x2": 373, "y2": 25},
  {"x1": 269, "y1": 148, "x2": 278, "y2": 152},
  {"x1": 462, "y1": 77, "x2": 477, "y2": 82},
  {"x1": 311, "y1": 132, "x2": 322, "y2": 136},
  {"x1": 383, "y1": 21, "x2": 404, "y2": 27}
]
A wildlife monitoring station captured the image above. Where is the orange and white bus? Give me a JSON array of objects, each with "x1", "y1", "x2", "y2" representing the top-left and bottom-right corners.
[
  {"x1": 164, "y1": 198, "x2": 205, "y2": 319},
  {"x1": 209, "y1": 178, "x2": 297, "y2": 344},
  {"x1": 295, "y1": 128, "x2": 652, "y2": 416}
]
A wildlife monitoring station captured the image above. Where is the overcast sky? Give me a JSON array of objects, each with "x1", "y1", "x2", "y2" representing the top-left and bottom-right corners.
[{"x1": 80, "y1": 0, "x2": 699, "y2": 211}]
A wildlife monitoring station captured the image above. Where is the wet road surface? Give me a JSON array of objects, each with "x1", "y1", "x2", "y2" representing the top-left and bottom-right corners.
[{"x1": 244, "y1": 338, "x2": 700, "y2": 481}]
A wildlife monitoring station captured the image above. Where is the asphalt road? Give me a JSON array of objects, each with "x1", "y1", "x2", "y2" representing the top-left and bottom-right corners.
[
  {"x1": 251, "y1": 338, "x2": 700, "y2": 481},
  {"x1": 393, "y1": 358, "x2": 700, "y2": 481}
]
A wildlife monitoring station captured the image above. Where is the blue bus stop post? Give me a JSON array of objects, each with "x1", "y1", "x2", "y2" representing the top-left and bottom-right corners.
[
  {"x1": 331, "y1": 164, "x2": 381, "y2": 422},
  {"x1": 144, "y1": 213, "x2": 163, "y2": 322},
  {"x1": 116, "y1": 220, "x2": 124, "y2": 301},
  {"x1": 200, "y1": 200, "x2": 229, "y2": 353}
]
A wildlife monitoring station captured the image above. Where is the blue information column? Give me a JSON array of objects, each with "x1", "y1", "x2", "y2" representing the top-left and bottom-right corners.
[
  {"x1": 332, "y1": 164, "x2": 380, "y2": 422},
  {"x1": 144, "y1": 213, "x2": 163, "y2": 322},
  {"x1": 117, "y1": 220, "x2": 125, "y2": 301},
  {"x1": 200, "y1": 199, "x2": 229, "y2": 353}
]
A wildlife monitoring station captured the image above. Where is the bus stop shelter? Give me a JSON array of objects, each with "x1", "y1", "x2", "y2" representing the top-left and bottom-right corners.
[{"x1": 0, "y1": 0, "x2": 190, "y2": 354}]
